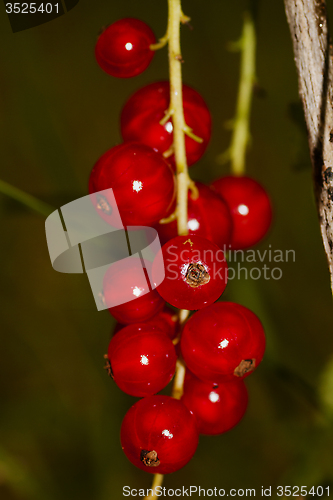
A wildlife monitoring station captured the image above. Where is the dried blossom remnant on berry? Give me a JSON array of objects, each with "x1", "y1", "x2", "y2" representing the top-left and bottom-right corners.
[
  {"x1": 103, "y1": 354, "x2": 114, "y2": 378},
  {"x1": 96, "y1": 195, "x2": 112, "y2": 215},
  {"x1": 234, "y1": 358, "x2": 256, "y2": 377},
  {"x1": 185, "y1": 263, "x2": 210, "y2": 288},
  {"x1": 97, "y1": 24, "x2": 110, "y2": 37},
  {"x1": 98, "y1": 292, "x2": 106, "y2": 307},
  {"x1": 140, "y1": 449, "x2": 160, "y2": 467}
]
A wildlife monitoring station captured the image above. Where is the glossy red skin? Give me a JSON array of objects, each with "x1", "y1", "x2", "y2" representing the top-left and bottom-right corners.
[
  {"x1": 155, "y1": 182, "x2": 232, "y2": 248},
  {"x1": 95, "y1": 18, "x2": 155, "y2": 78},
  {"x1": 103, "y1": 258, "x2": 165, "y2": 324},
  {"x1": 180, "y1": 302, "x2": 266, "y2": 382},
  {"x1": 153, "y1": 235, "x2": 228, "y2": 310},
  {"x1": 121, "y1": 81, "x2": 211, "y2": 167},
  {"x1": 108, "y1": 324, "x2": 177, "y2": 397},
  {"x1": 211, "y1": 175, "x2": 272, "y2": 249},
  {"x1": 114, "y1": 305, "x2": 179, "y2": 340},
  {"x1": 89, "y1": 143, "x2": 176, "y2": 226},
  {"x1": 120, "y1": 395, "x2": 199, "y2": 474},
  {"x1": 181, "y1": 371, "x2": 248, "y2": 435}
]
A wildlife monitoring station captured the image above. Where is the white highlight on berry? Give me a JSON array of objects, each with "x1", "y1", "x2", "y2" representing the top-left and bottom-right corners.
[
  {"x1": 208, "y1": 391, "x2": 220, "y2": 403},
  {"x1": 181, "y1": 263, "x2": 189, "y2": 277},
  {"x1": 238, "y1": 204, "x2": 249, "y2": 216},
  {"x1": 188, "y1": 218, "x2": 199, "y2": 231},
  {"x1": 162, "y1": 429, "x2": 173, "y2": 439},
  {"x1": 140, "y1": 355, "x2": 149, "y2": 366},
  {"x1": 132, "y1": 180, "x2": 143, "y2": 192},
  {"x1": 165, "y1": 121, "x2": 173, "y2": 133},
  {"x1": 132, "y1": 286, "x2": 144, "y2": 297},
  {"x1": 218, "y1": 339, "x2": 229, "y2": 349},
  {"x1": 125, "y1": 42, "x2": 133, "y2": 51}
]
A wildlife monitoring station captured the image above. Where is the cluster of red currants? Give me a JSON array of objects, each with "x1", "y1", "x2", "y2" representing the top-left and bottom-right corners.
[{"x1": 90, "y1": 18, "x2": 272, "y2": 475}]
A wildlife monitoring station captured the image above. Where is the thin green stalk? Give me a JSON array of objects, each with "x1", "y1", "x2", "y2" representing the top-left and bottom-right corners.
[
  {"x1": 218, "y1": 11, "x2": 256, "y2": 175},
  {"x1": 0, "y1": 179, "x2": 54, "y2": 217}
]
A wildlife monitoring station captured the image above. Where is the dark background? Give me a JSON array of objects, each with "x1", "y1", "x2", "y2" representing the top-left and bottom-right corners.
[{"x1": 1, "y1": 1, "x2": 333, "y2": 498}]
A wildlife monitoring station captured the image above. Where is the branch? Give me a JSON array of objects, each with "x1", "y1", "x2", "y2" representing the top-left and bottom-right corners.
[
  {"x1": 0, "y1": 179, "x2": 54, "y2": 217},
  {"x1": 167, "y1": 0, "x2": 191, "y2": 236},
  {"x1": 284, "y1": 0, "x2": 333, "y2": 293},
  {"x1": 217, "y1": 12, "x2": 256, "y2": 175}
]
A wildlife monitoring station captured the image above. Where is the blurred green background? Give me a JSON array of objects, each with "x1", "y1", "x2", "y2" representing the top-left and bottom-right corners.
[{"x1": 1, "y1": 0, "x2": 333, "y2": 498}]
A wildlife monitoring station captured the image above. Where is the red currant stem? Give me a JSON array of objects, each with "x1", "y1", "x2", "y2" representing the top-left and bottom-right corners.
[
  {"x1": 158, "y1": 181, "x2": 198, "y2": 224},
  {"x1": 159, "y1": 210, "x2": 178, "y2": 224},
  {"x1": 217, "y1": 11, "x2": 256, "y2": 176},
  {"x1": 189, "y1": 181, "x2": 199, "y2": 200},
  {"x1": 159, "y1": 108, "x2": 173, "y2": 126},
  {"x1": 179, "y1": 308, "x2": 190, "y2": 324},
  {"x1": 150, "y1": 34, "x2": 169, "y2": 51},
  {"x1": 146, "y1": 4, "x2": 191, "y2": 492},
  {"x1": 162, "y1": 144, "x2": 175, "y2": 158},
  {"x1": 183, "y1": 124, "x2": 203, "y2": 144},
  {"x1": 0, "y1": 178, "x2": 54, "y2": 217},
  {"x1": 165, "y1": 0, "x2": 194, "y2": 235},
  {"x1": 172, "y1": 309, "x2": 190, "y2": 346},
  {"x1": 171, "y1": 359, "x2": 186, "y2": 399},
  {"x1": 180, "y1": 11, "x2": 190, "y2": 24},
  {"x1": 166, "y1": 0, "x2": 190, "y2": 400},
  {"x1": 144, "y1": 473, "x2": 164, "y2": 500},
  {"x1": 171, "y1": 309, "x2": 189, "y2": 393}
]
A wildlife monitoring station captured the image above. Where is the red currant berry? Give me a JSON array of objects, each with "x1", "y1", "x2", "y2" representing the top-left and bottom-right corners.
[
  {"x1": 181, "y1": 371, "x2": 248, "y2": 435},
  {"x1": 211, "y1": 175, "x2": 272, "y2": 249},
  {"x1": 107, "y1": 324, "x2": 177, "y2": 397},
  {"x1": 95, "y1": 19, "x2": 155, "y2": 78},
  {"x1": 89, "y1": 143, "x2": 176, "y2": 226},
  {"x1": 120, "y1": 395, "x2": 199, "y2": 474},
  {"x1": 152, "y1": 235, "x2": 228, "y2": 310},
  {"x1": 120, "y1": 81, "x2": 211, "y2": 167},
  {"x1": 103, "y1": 257, "x2": 165, "y2": 324},
  {"x1": 181, "y1": 302, "x2": 265, "y2": 382},
  {"x1": 155, "y1": 182, "x2": 232, "y2": 248},
  {"x1": 114, "y1": 305, "x2": 179, "y2": 340},
  {"x1": 143, "y1": 305, "x2": 179, "y2": 340}
]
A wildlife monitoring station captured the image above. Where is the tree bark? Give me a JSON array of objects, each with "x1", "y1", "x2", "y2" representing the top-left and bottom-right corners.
[{"x1": 284, "y1": 0, "x2": 333, "y2": 293}]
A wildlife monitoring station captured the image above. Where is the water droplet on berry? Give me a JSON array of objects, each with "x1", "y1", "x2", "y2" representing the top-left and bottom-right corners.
[
  {"x1": 188, "y1": 218, "x2": 200, "y2": 231},
  {"x1": 132, "y1": 286, "x2": 144, "y2": 297},
  {"x1": 162, "y1": 429, "x2": 173, "y2": 439},
  {"x1": 208, "y1": 391, "x2": 220, "y2": 403},
  {"x1": 140, "y1": 355, "x2": 149, "y2": 365},
  {"x1": 165, "y1": 122, "x2": 173, "y2": 133},
  {"x1": 237, "y1": 204, "x2": 249, "y2": 216},
  {"x1": 132, "y1": 180, "x2": 143, "y2": 192}
]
